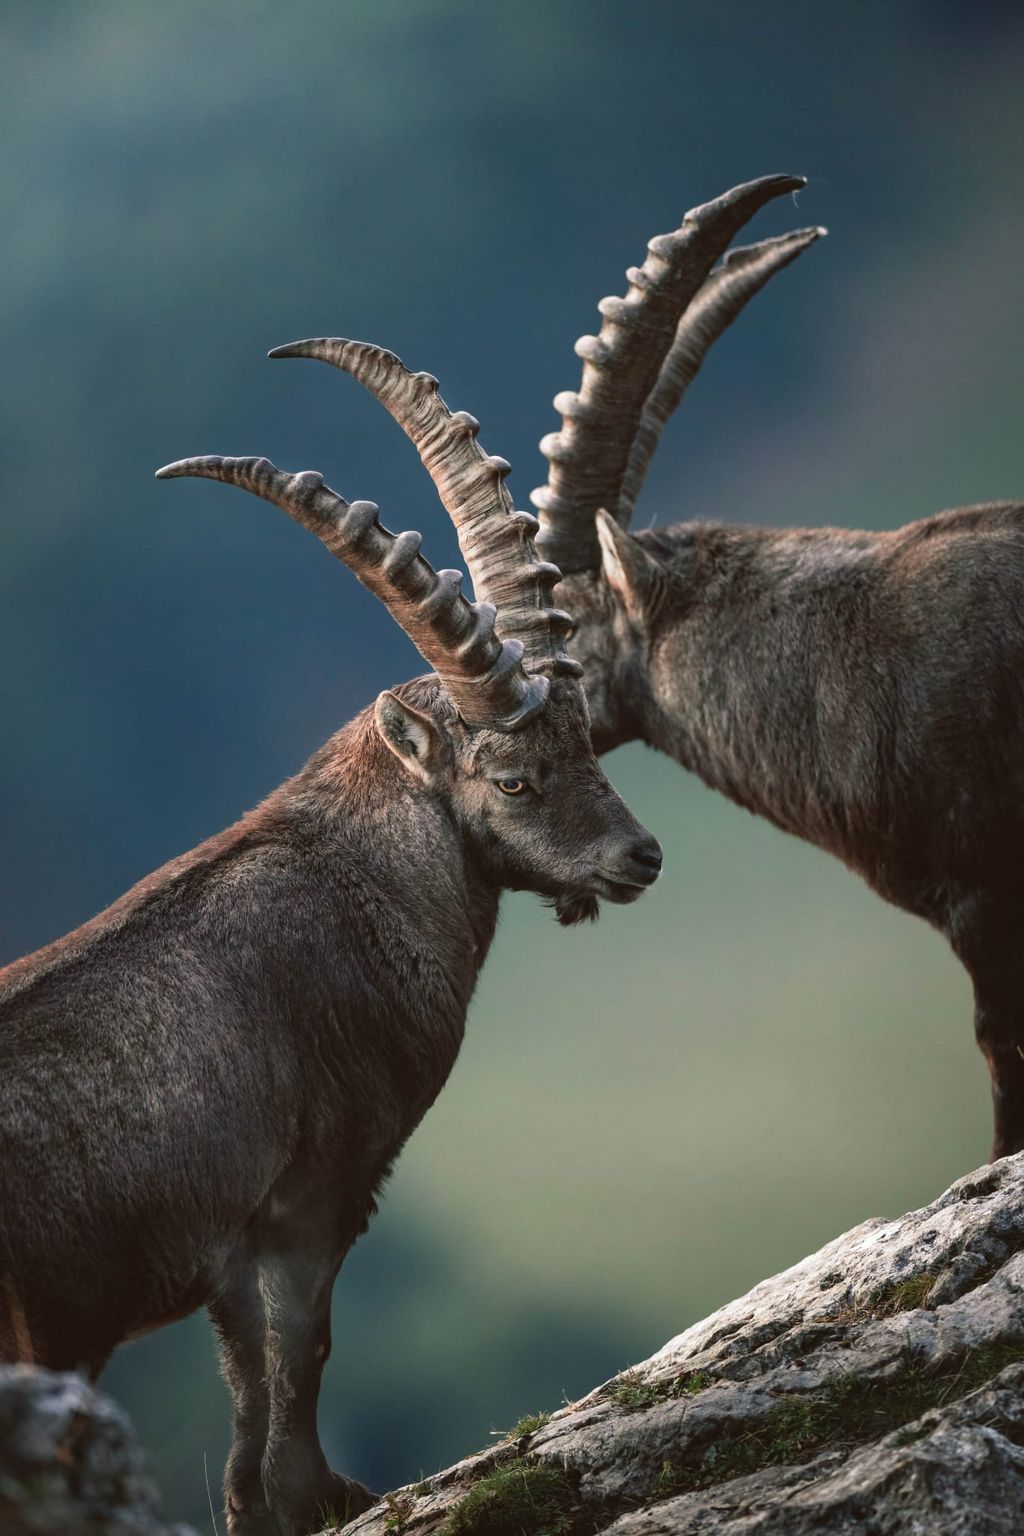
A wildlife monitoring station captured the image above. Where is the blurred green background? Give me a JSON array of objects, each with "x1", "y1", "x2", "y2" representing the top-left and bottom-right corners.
[{"x1": 1, "y1": 1, "x2": 1022, "y2": 1524}]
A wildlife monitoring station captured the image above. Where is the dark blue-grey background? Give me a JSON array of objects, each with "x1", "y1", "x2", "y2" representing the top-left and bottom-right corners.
[{"x1": 2, "y1": 2, "x2": 1022, "y2": 1524}]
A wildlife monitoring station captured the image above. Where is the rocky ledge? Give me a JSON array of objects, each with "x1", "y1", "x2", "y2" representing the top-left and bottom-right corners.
[
  {"x1": 337, "y1": 1153, "x2": 1024, "y2": 1536},
  {"x1": 4, "y1": 1157, "x2": 1022, "y2": 1534}
]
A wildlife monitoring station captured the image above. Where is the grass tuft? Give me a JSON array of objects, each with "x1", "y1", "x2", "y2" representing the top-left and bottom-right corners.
[
  {"x1": 676, "y1": 1369, "x2": 712, "y2": 1396},
  {"x1": 444, "y1": 1463, "x2": 577, "y2": 1536},
  {"x1": 830, "y1": 1272, "x2": 936, "y2": 1326},
  {"x1": 609, "y1": 1367, "x2": 713, "y2": 1410},
  {"x1": 610, "y1": 1372, "x2": 668, "y2": 1411},
  {"x1": 384, "y1": 1492, "x2": 416, "y2": 1533},
  {"x1": 505, "y1": 1411, "x2": 552, "y2": 1439}
]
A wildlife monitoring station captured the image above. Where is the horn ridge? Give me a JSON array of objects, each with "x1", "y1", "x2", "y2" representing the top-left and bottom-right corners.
[
  {"x1": 529, "y1": 174, "x2": 808, "y2": 573},
  {"x1": 269, "y1": 336, "x2": 579, "y2": 683},
  {"x1": 155, "y1": 453, "x2": 548, "y2": 731},
  {"x1": 618, "y1": 225, "x2": 826, "y2": 520}
]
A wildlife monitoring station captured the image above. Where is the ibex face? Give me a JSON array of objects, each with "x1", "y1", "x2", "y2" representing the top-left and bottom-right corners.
[
  {"x1": 459, "y1": 680, "x2": 661, "y2": 917},
  {"x1": 378, "y1": 677, "x2": 660, "y2": 925},
  {"x1": 554, "y1": 554, "x2": 660, "y2": 757},
  {"x1": 557, "y1": 514, "x2": 699, "y2": 757}
]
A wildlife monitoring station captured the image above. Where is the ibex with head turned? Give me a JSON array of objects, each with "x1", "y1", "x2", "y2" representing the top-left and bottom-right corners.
[
  {"x1": 534, "y1": 171, "x2": 1024, "y2": 1160},
  {"x1": 0, "y1": 340, "x2": 661, "y2": 1536}
]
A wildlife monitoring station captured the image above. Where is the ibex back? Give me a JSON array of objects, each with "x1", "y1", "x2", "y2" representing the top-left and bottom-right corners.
[
  {"x1": 0, "y1": 340, "x2": 661, "y2": 1536},
  {"x1": 531, "y1": 173, "x2": 1024, "y2": 1160}
]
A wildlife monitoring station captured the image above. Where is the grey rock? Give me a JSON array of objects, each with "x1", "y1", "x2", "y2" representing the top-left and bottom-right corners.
[
  {"x1": 338, "y1": 1154, "x2": 1024, "y2": 1536},
  {"x1": 600, "y1": 1367, "x2": 1024, "y2": 1534},
  {"x1": 0, "y1": 1366, "x2": 194, "y2": 1536}
]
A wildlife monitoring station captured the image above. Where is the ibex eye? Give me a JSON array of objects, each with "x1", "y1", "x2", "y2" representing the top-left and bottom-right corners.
[{"x1": 497, "y1": 776, "x2": 527, "y2": 796}]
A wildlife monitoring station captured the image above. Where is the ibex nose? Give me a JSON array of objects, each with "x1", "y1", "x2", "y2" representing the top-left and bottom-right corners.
[
  {"x1": 635, "y1": 838, "x2": 664, "y2": 874},
  {"x1": 623, "y1": 832, "x2": 664, "y2": 886}
]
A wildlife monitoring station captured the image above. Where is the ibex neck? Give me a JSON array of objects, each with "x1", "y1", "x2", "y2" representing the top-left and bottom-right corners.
[
  {"x1": 1, "y1": 705, "x2": 501, "y2": 1027},
  {"x1": 640, "y1": 522, "x2": 890, "y2": 864},
  {"x1": 281, "y1": 708, "x2": 502, "y2": 996}
]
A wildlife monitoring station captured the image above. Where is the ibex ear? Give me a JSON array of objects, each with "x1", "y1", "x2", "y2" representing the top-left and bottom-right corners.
[
  {"x1": 595, "y1": 508, "x2": 661, "y2": 623},
  {"x1": 374, "y1": 691, "x2": 446, "y2": 786}
]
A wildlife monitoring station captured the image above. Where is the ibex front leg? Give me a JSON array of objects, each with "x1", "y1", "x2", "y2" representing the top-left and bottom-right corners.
[
  {"x1": 973, "y1": 974, "x2": 1024, "y2": 1161},
  {"x1": 258, "y1": 1201, "x2": 375, "y2": 1536},
  {"x1": 953, "y1": 894, "x2": 1024, "y2": 1161}
]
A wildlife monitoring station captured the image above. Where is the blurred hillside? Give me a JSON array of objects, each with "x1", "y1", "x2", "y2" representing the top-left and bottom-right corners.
[{"x1": 1, "y1": 1, "x2": 1021, "y2": 1524}]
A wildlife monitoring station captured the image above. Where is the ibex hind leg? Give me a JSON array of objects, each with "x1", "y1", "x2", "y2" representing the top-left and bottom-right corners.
[
  {"x1": 209, "y1": 1265, "x2": 276, "y2": 1536},
  {"x1": 0, "y1": 1273, "x2": 114, "y2": 1377}
]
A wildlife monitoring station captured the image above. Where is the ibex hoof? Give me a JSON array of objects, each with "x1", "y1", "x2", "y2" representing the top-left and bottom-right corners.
[{"x1": 313, "y1": 1471, "x2": 378, "y2": 1530}]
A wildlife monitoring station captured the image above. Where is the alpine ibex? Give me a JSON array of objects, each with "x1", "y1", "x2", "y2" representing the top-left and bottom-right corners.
[
  {"x1": 530, "y1": 172, "x2": 1024, "y2": 1161},
  {"x1": 0, "y1": 340, "x2": 662, "y2": 1536}
]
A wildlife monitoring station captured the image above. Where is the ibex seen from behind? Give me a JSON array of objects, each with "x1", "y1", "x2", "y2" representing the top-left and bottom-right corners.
[
  {"x1": 0, "y1": 341, "x2": 661, "y2": 1536},
  {"x1": 528, "y1": 172, "x2": 1024, "y2": 1160}
]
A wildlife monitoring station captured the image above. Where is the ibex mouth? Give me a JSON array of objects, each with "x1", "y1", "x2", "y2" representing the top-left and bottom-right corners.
[
  {"x1": 550, "y1": 872, "x2": 648, "y2": 928},
  {"x1": 592, "y1": 872, "x2": 653, "y2": 903}
]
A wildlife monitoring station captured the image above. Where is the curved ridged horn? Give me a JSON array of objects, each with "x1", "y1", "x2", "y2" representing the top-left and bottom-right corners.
[
  {"x1": 267, "y1": 338, "x2": 581, "y2": 682},
  {"x1": 154, "y1": 455, "x2": 549, "y2": 731},
  {"x1": 618, "y1": 225, "x2": 826, "y2": 523},
  {"x1": 530, "y1": 173, "x2": 807, "y2": 573}
]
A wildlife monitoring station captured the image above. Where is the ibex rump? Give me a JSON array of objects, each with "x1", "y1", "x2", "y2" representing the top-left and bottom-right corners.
[
  {"x1": 534, "y1": 173, "x2": 1024, "y2": 1160},
  {"x1": 0, "y1": 341, "x2": 661, "y2": 1536}
]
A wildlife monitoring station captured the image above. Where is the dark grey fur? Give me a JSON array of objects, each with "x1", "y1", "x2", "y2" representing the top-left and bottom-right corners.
[
  {"x1": 0, "y1": 670, "x2": 660, "y2": 1535},
  {"x1": 560, "y1": 501, "x2": 1024, "y2": 1159}
]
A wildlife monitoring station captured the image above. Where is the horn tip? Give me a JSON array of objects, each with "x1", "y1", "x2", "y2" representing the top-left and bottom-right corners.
[
  {"x1": 753, "y1": 172, "x2": 808, "y2": 199},
  {"x1": 268, "y1": 339, "x2": 325, "y2": 360},
  {"x1": 155, "y1": 460, "x2": 191, "y2": 479}
]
